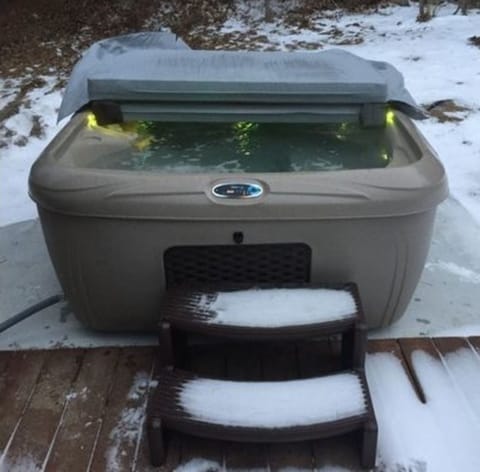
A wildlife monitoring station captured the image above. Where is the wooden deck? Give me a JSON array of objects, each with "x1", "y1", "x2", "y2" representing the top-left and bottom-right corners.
[{"x1": 0, "y1": 337, "x2": 479, "y2": 471}]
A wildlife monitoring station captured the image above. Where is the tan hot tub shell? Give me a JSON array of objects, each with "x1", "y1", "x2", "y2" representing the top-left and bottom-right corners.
[{"x1": 29, "y1": 111, "x2": 448, "y2": 331}]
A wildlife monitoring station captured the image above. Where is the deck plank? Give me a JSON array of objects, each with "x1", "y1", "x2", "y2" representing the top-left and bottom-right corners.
[
  {"x1": 0, "y1": 336, "x2": 479, "y2": 470},
  {"x1": 397, "y1": 337, "x2": 440, "y2": 404},
  {"x1": 367, "y1": 338, "x2": 402, "y2": 356},
  {"x1": 1, "y1": 349, "x2": 83, "y2": 470},
  {"x1": 468, "y1": 336, "x2": 480, "y2": 356},
  {"x1": 0, "y1": 351, "x2": 10, "y2": 380},
  {"x1": 134, "y1": 348, "x2": 181, "y2": 472},
  {"x1": 89, "y1": 347, "x2": 155, "y2": 472},
  {"x1": 264, "y1": 343, "x2": 315, "y2": 472},
  {"x1": 299, "y1": 339, "x2": 362, "y2": 472},
  {"x1": 224, "y1": 343, "x2": 269, "y2": 471},
  {"x1": 434, "y1": 337, "x2": 472, "y2": 355},
  {"x1": 0, "y1": 350, "x2": 47, "y2": 458},
  {"x1": 371, "y1": 338, "x2": 432, "y2": 404},
  {"x1": 44, "y1": 348, "x2": 120, "y2": 472},
  {"x1": 176, "y1": 343, "x2": 226, "y2": 471},
  {"x1": 396, "y1": 337, "x2": 439, "y2": 359},
  {"x1": 468, "y1": 336, "x2": 480, "y2": 371}
]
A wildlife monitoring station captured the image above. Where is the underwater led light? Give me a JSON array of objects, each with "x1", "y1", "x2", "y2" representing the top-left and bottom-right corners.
[
  {"x1": 386, "y1": 110, "x2": 395, "y2": 126},
  {"x1": 85, "y1": 113, "x2": 152, "y2": 150},
  {"x1": 86, "y1": 112, "x2": 98, "y2": 129}
]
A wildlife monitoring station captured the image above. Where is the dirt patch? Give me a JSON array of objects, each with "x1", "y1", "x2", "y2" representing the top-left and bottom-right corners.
[
  {"x1": 0, "y1": 77, "x2": 46, "y2": 129},
  {"x1": 13, "y1": 135, "x2": 28, "y2": 147},
  {"x1": 468, "y1": 35, "x2": 480, "y2": 48},
  {"x1": 30, "y1": 115, "x2": 45, "y2": 139},
  {"x1": 426, "y1": 99, "x2": 471, "y2": 123},
  {"x1": 0, "y1": 0, "x2": 387, "y2": 80},
  {"x1": 284, "y1": 0, "x2": 382, "y2": 28},
  {"x1": 332, "y1": 34, "x2": 364, "y2": 45},
  {"x1": 0, "y1": 0, "x2": 234, "y2": 79}
]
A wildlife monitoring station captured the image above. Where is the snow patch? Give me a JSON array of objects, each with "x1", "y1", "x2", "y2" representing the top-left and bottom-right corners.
[
  {"x1": 104, "y1": 368, "x2": 154, "y2": 471},
  {"x1": 65, "y1": 386, "x2": 89, "y2": 402},
  {"x1": 0, "y1": 454, "x2": 40, "y2": 472},
  {"x1": 440, "y1": 347, "x2": 480, "y2": 420},
  {"x1": 436, "y1": 324, "x2": 480, "y2": 337},
  {"x1": 65, "y1": 391, "x2": 77, "y2": 401},
  {"x1": 203, "y1": 288, "x2": 356, "y2": 327},
  {"x1": 105, "y1": 406, "x2": 144, "y2": 471},
  {"x1": 0, "y1": 76, "x2": 65, "y2": 227},
  {"x1": 366, "y1": 350, "x2": 480, "y2": 471},
  {"x1": 426, "y1": 261, "x2": 480, "y2": 284},
  {"x1": 0, "y1": 78, "x2": 21, "y2": 111},
  {"x1": 180, "y1": 373, "x2": 366, "y2": 428},
  {"x1": 127, "y1": 371, "x2": 149, "y2": 400},
  {"x1": 174, "y1": 458, "x2": 223, "y2": 472}
]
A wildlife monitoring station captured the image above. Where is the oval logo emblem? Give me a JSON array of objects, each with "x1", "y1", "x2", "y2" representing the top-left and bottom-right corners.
[{"x1": 212, "y1": 182, "x2": 264, "y2": 199}]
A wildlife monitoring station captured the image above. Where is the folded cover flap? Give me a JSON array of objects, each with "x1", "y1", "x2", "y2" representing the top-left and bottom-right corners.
[{"x1": 58, "y1": 32, "x2": 426, "y2": 122}]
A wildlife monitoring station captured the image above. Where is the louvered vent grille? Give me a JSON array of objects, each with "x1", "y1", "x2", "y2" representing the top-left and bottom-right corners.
[{"x1": 164, "y1": 244, "x2": 311, "y2": 288}]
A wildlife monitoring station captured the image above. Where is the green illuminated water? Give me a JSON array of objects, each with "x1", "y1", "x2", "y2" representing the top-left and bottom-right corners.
[{"x1": 88, "y1": 121, "x2": 392, "y2": 173}]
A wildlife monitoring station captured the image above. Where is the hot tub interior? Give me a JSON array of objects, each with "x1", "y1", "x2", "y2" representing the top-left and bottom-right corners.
[
  {"x1": 86, "y1": 120, "x2": 392, "y2": 173},
  {"x1": 62, "y1": 112, "x2": 419, "y2": 174}
]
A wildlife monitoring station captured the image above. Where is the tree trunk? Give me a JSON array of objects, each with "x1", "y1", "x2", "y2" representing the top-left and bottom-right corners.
[
  {"x1": 264, "y1": 0, "x2": 274, "y2": 22},
  {"x1": 418, "y1": 0, "x2": 432, "y2": 22}
]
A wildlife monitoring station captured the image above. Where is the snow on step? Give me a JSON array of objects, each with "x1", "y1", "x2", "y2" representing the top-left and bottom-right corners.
[
  {"x1": 179, "y1": 372, "x2": 366, "y2": 428},
  {"x1": 198, "y1": 288, "x2": 357, "y2": 327}
]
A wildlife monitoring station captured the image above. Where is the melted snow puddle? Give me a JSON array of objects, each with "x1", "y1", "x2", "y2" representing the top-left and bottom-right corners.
[
  {"x1": 200, "y1": 288, "x2": 356, "y2": 327},
  {"x1": 180, "y1": 373, "x2": 366, "y2": 427}
]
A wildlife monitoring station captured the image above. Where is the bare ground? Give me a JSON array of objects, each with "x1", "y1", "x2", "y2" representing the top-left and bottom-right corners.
[{"x1": 0, "y1": 0, "x2": 384, "y2": 79}]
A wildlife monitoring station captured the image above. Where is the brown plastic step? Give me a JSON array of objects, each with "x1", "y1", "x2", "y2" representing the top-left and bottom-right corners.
[
  {"x1": 148, "y1": 367, "x2": 377, "y2": 469},
  {"x1": 159, "y1": 283, "x2": 367, "y2": 368}
]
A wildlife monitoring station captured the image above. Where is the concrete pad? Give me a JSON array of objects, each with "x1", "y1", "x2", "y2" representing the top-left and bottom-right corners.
[
  {"x1": 0, "y1": 219, "x2": 156, "y2": 349},
  {"x1": 372, "y1": 197, "x2": 480, "y2": 338}
]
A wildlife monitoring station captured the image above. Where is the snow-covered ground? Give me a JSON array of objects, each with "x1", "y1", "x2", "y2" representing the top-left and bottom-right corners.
[
  {"x1": 1, "y1": 6, "x2": 480, "y2": 469},
  {"x1": 367, "y1": 347, "x2": 480, "y2": 472},
  {"x1": 0, "y1": 77, "x2": 65, "y2": 226},
  {"x1": 1, "y1": 4, "x2": 480, "y2": 342}
]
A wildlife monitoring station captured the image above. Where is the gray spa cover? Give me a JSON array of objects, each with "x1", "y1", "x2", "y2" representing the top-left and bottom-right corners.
[{"x1": 58, "y1": 32, "x2": 425, "y2": 121}]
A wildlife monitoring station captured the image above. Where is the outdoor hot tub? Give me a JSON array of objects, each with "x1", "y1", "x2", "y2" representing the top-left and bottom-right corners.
[{"x1": 29, "y1": 33, "x2": 448, "y2": 331}]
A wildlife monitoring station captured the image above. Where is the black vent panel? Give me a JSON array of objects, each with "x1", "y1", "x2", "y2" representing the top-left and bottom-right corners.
[{"x1": 164, "y1": 244, "x2": 311, "y2": 288}]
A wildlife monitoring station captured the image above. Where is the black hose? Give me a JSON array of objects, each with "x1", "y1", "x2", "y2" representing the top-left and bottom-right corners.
[{"x1": 0, "y1": 294, "x2": 64, "y2": 334}]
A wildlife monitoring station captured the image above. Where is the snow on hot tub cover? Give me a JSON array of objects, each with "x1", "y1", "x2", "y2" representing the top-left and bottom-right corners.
[{"x1": 58, "y1": 31, "x2": 426, "y2": 122}]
